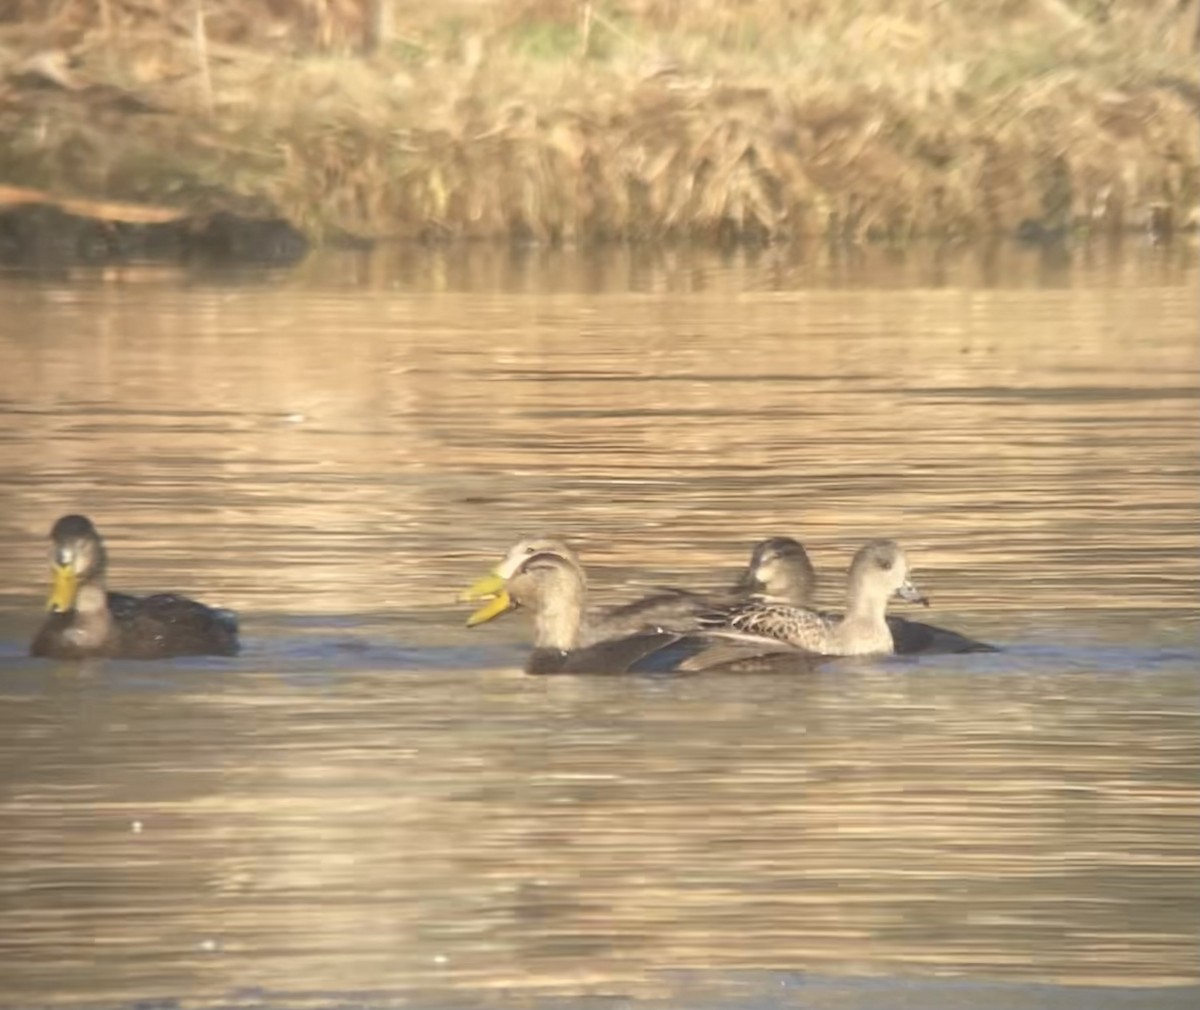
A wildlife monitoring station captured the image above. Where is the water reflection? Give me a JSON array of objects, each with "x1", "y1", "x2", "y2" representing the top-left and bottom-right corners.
[
  {"x1": 289, "y1": 237, "x2": 1196, "y2": 294},
  {"x1": 0, "y1": 243, "x2": 1197, "y2": 1006}
]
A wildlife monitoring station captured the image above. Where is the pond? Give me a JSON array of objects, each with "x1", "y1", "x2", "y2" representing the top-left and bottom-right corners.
[{"x1": 0, "y1": 242, "x2": 1197, "y2": 1009}]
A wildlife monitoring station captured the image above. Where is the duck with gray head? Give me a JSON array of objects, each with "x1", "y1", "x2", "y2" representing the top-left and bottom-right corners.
[
  {"x1": 711, "y1": 539, "x2": 936, "y2": 657},
  {"x1": 737, "y1": 535, "x2": 995, "y2": 655},
  {"x1": 735, "y1": 536, "x2": 819, "y2": 605},
  {"x1": 30, "y1": 515, "x2": 240, "y2": 660},
  {"x1": 461, "y1": 550, "x2": 816, "y2": 675}
]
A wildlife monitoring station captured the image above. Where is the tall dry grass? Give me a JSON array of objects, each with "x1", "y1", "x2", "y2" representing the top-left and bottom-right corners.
[{"x1": 0, "y1": 0, "x2": 1197, "y2": 242}]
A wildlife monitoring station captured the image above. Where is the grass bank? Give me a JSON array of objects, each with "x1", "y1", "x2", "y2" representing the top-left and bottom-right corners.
[{"x1": 1, "y1": 0, "x2": 1198, "y2": 244}]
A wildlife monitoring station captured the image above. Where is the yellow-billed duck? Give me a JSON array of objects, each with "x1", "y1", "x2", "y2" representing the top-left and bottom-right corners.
[
  {"x1": 461, "y1": 550, "x2": 816, "y2": 675},
  {"x1": 738, "y1": 535, "x2": 995, "y2": 655},
  {"x1": 459, "y1": 535, "x2": 721, "y2": 645},
  {"x1": 30, "y1": 514, "x2": 239, "y2": 660}
]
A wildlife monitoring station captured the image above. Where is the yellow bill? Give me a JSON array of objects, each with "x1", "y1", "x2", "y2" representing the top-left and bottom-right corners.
[
  {"x1": 465, "y1": 589, "x2": 514, "y2": 627},
  {"x1": 457, "y1": 570, "x2": 507, "y2": 604},
  {"x1": 47, "y1": 563, "x2": 79, "y2": 613}
]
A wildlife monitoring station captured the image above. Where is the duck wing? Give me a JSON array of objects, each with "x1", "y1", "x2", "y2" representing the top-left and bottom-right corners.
[
  {"x1": 532, "y1": 629, "x2": 817, "y2": 675},
  {"x1": 106, "y1": 591, "x2": 142, "y2": 622},
  {"x1": 590, "y1": 588, "x2": 722, "y2": 640},
  {"x1": 113, "y1": 593, "x2": 240, "y2": 659},
  {"x1": 698, "y1": 599, "x2": 836, "y2": 652},
  {"x1": 665, "y1": 631, "x2": 822, "y2": 673}
]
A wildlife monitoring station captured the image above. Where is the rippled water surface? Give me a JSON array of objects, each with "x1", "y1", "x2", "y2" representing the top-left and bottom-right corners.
[{"x1": 0, "y1": 244, "x2": 1197, "y2": 1009}]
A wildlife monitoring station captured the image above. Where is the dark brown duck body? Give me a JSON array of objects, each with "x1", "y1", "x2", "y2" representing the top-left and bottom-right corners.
[{"x1": 30, "y1": 515, "x2": 239, "y2": 660}]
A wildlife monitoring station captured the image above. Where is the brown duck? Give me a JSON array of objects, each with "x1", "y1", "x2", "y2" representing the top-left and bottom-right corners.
[{"x1": 30, "y1": 514, "x2": 239, "y2": 660}]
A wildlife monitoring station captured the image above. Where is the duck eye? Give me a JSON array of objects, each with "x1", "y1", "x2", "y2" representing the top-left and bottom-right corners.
[{"x1": 878, "y1": 558, "x2": 893, "y2": 571}]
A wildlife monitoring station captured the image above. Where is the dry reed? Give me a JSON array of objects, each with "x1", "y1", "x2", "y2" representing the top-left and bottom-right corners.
[{"x1": 0, "y1": 0, "x2": 1197, "y2": 242}]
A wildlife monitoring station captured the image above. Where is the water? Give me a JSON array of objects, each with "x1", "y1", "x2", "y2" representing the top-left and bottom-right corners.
[{"x1": 0, "y1": 242, "x2": 1197, "y2": 1009}]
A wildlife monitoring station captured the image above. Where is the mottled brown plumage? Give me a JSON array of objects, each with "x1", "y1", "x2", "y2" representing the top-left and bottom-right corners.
[
  {"x1": 463, "y1": 551, "x2": 815, "y2": 675},
  {"x1": 712, "y1": 540, "x2": 926, "y2": 656},
  {"x1": 739, "y1": 535, "x2": 995, "y2": 655}
]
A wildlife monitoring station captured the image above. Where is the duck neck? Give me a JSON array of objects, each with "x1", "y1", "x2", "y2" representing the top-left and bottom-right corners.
[
  {"x1": 534, "y1": 587, "x2": 585, "y2": 652},
  {"x1": 843, "y1": 578, "x2": 888, "y2": 630},
  {"x1": 66, "y1": 580, "x2": 113, "y2": 648}
]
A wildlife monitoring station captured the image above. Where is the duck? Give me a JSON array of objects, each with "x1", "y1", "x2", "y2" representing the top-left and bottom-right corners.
[
  {"x1": 29, "y1": 514, "x2": 240, "y2": 660},
  {"x1": 734, "y1": 536, "x2": 818, "y2": 604},
  {"x1": 737, "y1": 535, "x2": 995, "y2": 655},
  {"x1": 461, "y1": 550, "x2": 817, "y2": 675},
  {"x1": 458, "y1": 535, "x2": 722, "y2": 645},
  {"x1": 709, "y1": 539, "x2": 938, "y2": 657}
]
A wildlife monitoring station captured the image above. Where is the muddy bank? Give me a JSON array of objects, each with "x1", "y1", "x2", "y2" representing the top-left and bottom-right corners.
[
  {"x1": 0, "y1": 1, "x2": 1197, "y2": 246},
  {"x1": 0, "y1": 187, "x2": 307, "y2": 269}
]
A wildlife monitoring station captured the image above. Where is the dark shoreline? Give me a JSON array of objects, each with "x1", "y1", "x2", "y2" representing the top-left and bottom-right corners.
[{"x1": 0, "y1": 196, "x2": 309, "y2": 269}]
